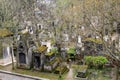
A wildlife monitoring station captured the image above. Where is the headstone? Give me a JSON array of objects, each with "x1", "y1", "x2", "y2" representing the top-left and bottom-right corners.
[
  {"x1": 29, "y1": 27, "x2": 33, "y2": 34},
  {"x1": 64, "y1": 34, "x2": 69, "y2": 41},
  {"x1": 78, "y1": 35, "x2": 81, "y2": 43}
]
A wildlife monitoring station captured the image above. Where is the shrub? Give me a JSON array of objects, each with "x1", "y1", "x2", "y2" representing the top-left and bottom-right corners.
[
  {"x1": 84, "y1": 56, "x2": 108, "y2": 69},
  {"x1": 51, "y1": 48, "x2": 58, "y2": 54},
  {"x1": 67, "y1": 47, "x2": 76, "y2": 54},
  {"x1": 84, "y1": 56, "x2": 93, "y2": 65},
  {"x1": 84, "y1": 56, "x2": 94, "y2": 68},
  {"x1": 93, "y1": 56, "x2": 108, "y2": 66}
]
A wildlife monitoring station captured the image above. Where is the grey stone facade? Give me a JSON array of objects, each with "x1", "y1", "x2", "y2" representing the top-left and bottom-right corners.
[{"x1": 17, "y1": 41, "x2": 29, "y2": 68}]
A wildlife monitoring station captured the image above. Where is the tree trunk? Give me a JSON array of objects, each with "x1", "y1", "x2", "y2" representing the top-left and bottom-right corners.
[
  {"x1": 112, "y1": 65, "x2": 119, "y2": 80},
  {"x1": 11, "y1": 45, "x2": 15, "y2": 70}
]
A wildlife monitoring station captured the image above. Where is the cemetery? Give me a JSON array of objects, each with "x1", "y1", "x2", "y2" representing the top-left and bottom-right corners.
[
  {"x1": 0, "y1": 22, "x2": 119, "y2": 80},
  {"x1": 0, "y1": 29, "x2": 119, "y2": 80},
  {"x1": 0, "y1": 0, "x2": 120, "y2": 80}
]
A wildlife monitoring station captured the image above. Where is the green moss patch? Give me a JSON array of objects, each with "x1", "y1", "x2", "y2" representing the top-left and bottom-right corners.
[
  {"x1": 0, "y1": 28, "x2": 13, "y2": 37},
  {"x1": 83, "y1": 38, "x2": 103, "y2": 44}
]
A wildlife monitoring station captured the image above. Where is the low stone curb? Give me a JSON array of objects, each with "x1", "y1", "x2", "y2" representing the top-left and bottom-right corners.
[{"x1": 0, "y1": 69, "x2": 49, "y2": 80}]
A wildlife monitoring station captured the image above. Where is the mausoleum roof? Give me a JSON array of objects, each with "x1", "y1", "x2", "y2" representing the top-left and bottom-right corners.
[
  {"x1": 37, "y1": 45, "x2": 47, "y2": 52},
  {"x1": 83, "y1": 38, "x2": 103, "y2": 44},
  {"x1": 0, "y1": 28, "x2": 13, "y2": 37},
  {"x1": 45, "y1": 52, "x2": 54, "y2": 56}
]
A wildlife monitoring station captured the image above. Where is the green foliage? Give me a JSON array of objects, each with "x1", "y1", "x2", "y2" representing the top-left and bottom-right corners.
[
  {"x1": 93, "y1": 56, "x2": 108, "y2": 66},
  {"x1": 51, "y1": 48, "x2": 58, "y2": 55},
  {"x1": 84, "y1": 56, "x2": 93, "y2": 65},
  {"x1": 84, "y1": 56, "x2": 108, "y2": 68},
  {"x1": 56, "y1": 0, "x2": 70, "y2": 8},
  {"x1": 67, "y1": 47, "x2": 76, "y2": 54}
]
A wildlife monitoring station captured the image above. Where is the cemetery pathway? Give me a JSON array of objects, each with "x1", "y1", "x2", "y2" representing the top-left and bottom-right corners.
[
  {"x1": 0, "y1": 72, "x2": 33, "y2": 80},
  {"x1": 0, "y1": 70, "x2": 49, "y2": 80},
  {"x1": 65, "y1": 68, "x2": 74, "y2": 80}
]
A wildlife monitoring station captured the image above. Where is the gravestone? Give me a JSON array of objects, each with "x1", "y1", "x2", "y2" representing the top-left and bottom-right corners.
[{"x1": 44, "y1": 52, "x2": 59, "y2": 72}]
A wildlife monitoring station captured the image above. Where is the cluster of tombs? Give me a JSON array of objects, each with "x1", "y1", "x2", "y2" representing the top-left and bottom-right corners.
[
  {"x1": 0, "y1": 28, "x2": 105, "y2": 73},
  {"x1": 16, "y1": 38, "x2": 104, "y2": 72},
  {"x1": 0, "y1": 28, "x2": 59, "y2": 72},
  {"x1": 0, "y1": 28, "x2": 73, "y2": 73},
  {"x1": 17, "y1": 40, "x2": 59, "y2": 72}
]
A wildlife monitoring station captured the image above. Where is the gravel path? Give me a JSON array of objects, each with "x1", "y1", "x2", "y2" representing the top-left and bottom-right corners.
[{"x1": 65, "y1": 68, "x2": 74, "y2": 80}]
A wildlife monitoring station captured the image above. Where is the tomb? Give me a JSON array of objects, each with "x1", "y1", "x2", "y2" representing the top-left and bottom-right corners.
[
  {"x1": 60, "y1": 47, "x2": 67, "y2": 60},
  {"x1": 16, "y1": 28, "x2": 35, "y2": 69},
  {"x1": 83, "y1": 38, "x2": 103, "y2": 56},
  {"x1": 75, "y1": 65, "x2": 89, "y2": 80},
  {"x1": 33, "y1": 45, "x2": 47, "y2": 71},
  {"x1": 17, "y1": 41, "x2": 28, "y2": 68},
  {"x1": 44, "y1": 52, "x2": 59, "y2": 72},
  {"x1": 41, "y1": 41, "x2": 52, "y2": 52},
  {"x1": 33, "y1": 52, "x2": 41, "y2": 69},
  {"x1": 54, "y1": 65, "x2": 69, "y2": 74},
  {"x1": 0, "y1": 42, "x2": 15, "y2": 66},
  {"x1": 67, "y1": 47, "x2": 76, "y2": 61},
  {"x1": 0, "y1": 29, "x2": 15, "y2": 66}
]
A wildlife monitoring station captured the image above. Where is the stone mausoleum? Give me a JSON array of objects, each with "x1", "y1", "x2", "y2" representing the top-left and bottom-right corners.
[{"x1": 0, "y1": 29, "x2": 15, "y2": 66}]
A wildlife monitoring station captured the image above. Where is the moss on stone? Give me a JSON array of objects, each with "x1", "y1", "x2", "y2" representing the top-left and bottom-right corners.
[
  {"x1": 37, "y1": 46, "x2": 47, "y2": 53},
  {"x1": 0, "y1": 28, "x2": 13, "y2": 37},
  {"x1": 83, "y1": 38, "x2": 103, "y2": 44},
  {"x1": 45, "y1": 52, "x2": 54, "y2": 56}
]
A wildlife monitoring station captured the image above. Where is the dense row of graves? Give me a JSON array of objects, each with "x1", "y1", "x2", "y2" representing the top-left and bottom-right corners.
[
  {"x1": 15, "y1": 27, "x2": 74, "y2": 72},
  {"x1": 17, "y1": 40, "x2": 59, "y2": 72}
]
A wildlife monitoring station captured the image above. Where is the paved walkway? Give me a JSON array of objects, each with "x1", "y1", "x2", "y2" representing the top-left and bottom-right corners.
[
  {"x1": 65, "y1": 68, "x2": 74, "y2": 80},
  {"x1": 0, "y1": 73, "x2": 33, "y2": 80},
  {"x1": 0, "y1": 70, "x2": 49, "y2": 80}
]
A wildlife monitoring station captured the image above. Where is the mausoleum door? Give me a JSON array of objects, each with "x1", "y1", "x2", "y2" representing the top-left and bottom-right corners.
[
  {"x1": 34, "y1": 56, "x2": 40, "y2": 68},
  {"x1": 19, "y1": 53, "x2": 26, "y2": 64}
]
